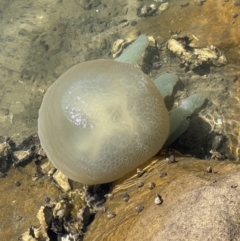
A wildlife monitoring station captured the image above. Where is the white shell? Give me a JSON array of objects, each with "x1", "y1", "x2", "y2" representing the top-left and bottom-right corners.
[{"x1": 38, "y1": 59, "x2": 169, "y2": 184}]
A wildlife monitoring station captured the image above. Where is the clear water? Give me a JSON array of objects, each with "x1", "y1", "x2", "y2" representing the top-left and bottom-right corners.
[
  {"x1": 0, "y1": 0, "x2": 239, "y2": 238},
  {"x1": 1, "y1": 0, "x2": 239, "y2": 158}
]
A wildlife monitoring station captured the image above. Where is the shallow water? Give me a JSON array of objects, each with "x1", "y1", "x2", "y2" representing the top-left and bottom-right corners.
[
  {"x1": 0, "y1": 0, "x2": 239, "y2": 158},
  {"x1": 0, "y1": 0, "x2": 240, "y2": 239}
]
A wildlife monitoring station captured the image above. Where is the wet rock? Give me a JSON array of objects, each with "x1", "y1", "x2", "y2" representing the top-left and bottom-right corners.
[
  {"x1": 77, "y1": 205, "x2": 91, "y2": 225},
  {"x1": 20, "y1": 191, "x2": 89, "y2": 240},
  {"x1": 159, "y1": 171, "x2": 167, "y2": 178},
  {"x1": 100, "y1": 206, "x2": 108, "y2": 213},
  {"x1": 36, "y1": 206, "x2": 53, "y2": 239},
  {"x1": 123, "y1": 0, "x2": 240, "y2": 161},
  {"x1": 154, "y1": 194, "x2": 163, "y2": 205},
  {"x1": 158, "y1": 2, "x2": 169, "y2": 14},
  {"x1": 137, "y1": 168, "x2": 146, "y2": 177},
  {"x1": 206, "y1": 166, "x2": 212, "y2": 173},
  {"x1": 210, "y1": 150, "x2": 226, "y2": 160},
  {"x1": 0, "y1": 136, "x2": 13, "y2": 172},
  {"x1": 129, "y1": 0, "x2": 240, "y2": 67},
  {"x1": 40, "y1": 159, "x2": 56, "y2": 176},
  {"x1": 135, "y1": 204, "x2": 144, "y2": 213},
  {"x1": 0, "y1": 157, "x2": 61, "y2": 240},
  {"x1": 11, "y1": 134, "x2": 44, "y2": 167},
  {"x1": 84, "y1": 156, "x2": 240, "y2": 240},
  {"x1": 137, "y1": 181, "x2": 144, "y2": 187},
  {"x1": 107, "y1": 211, "x2": 116, "y2": 219},
  {"x1": 14, "y1": 180, "x2": 21, "y2": 186},
  {"x1": 152, "y1": 170, "x2": 240, "y2": 240},
  {"x1": 167, "y1": 37, "x2": 227, "y2": 69},
  {"x1": 181, "y1": 2, "x2": 189, "y2": 7},
  {"x1": 13, "y1": 150, "x2": 31, "y2": 164},
  {"x1": 85, "y1": 185, "x2": 108, "y2": 209},
  {"x1": 53, "y1": 170, "x2": 71, "y2": 192},
  {"x1": 122, "y1": 193, "x2": 130, "y2": 202},
  {"x1": 53, "y1": 200, "x2": 69, "y2": 219},
  {"x1": 197, "y1": 0, "x2": 207, "y2": 6},
  {"x1": 234, "y1": 1, "x2": 240, "y2": 6},
  {"x1": 43, "y1": 196, "x2": 51, "y2": 204},
  {"x1": 77, "y1": 0, "x2": 101, "y2": 10},
  {"x1": 104, "y1": 193, "x2": 114, "y2": 200},
  {"x1": 111, "y1": 38, "x2": 133, "y2": 58},
  {"x1": 20, "y1": 205, "x2": 54, "y2": 240},
  {"x1": 130, "y1": 20, "x2": 137, "y2": 26},
  {"x1": 138, "y1": 4, "x2": 158, "y2": 17},
  {"x1": 20, "y1": 228, "x2": 38, "y2": 241},
  {"x1": 0, "y1": 136, "x2": 11, "y2": 157},
  {"x1": 148, "y1": 182, "x2": 156, "y2": 190},
  {"x1": 166, "y1": 155, "x2": 176, "y2": 164}
]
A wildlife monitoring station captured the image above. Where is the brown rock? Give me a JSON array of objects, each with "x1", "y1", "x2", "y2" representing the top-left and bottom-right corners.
[{"x1": 84, "y1": 156, "x2": 240, "y2": 240}]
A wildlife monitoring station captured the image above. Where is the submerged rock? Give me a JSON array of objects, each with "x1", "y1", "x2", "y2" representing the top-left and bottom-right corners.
[{"x1": 167, "y1": 37, "x2": 227, "y2": 69}]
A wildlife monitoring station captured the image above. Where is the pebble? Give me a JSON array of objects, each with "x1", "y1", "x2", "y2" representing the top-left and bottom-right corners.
[
  {"x1": 100, "y1": 206, "x2": 108, "y2": 213},
  {"x1": 159, "y1": 172, "x2": 167, "y2": 178},
  {"x1": 137, "y1": 168, "x2": 145, "y2": 177},
  {"x1": 138, "y1": 181, "x2": 144, "y2": 188},
  {"x1": 148, "y1": 182, "x2": 156, "y2": 190},
  {"x1": 104, "y1": 193, "x2": 114, "y2": 200},
  {"x1": 135, "y1": 204, "x2": 144, "y2": 213},
  {"x1": 14, "y1": 181, "x2": 21, "y2": 187},
  {"x1": 234, "y1": 1, "x2": 240, "y2": 6},
  {"x1": 130, "y1": 21, "x2": 137, "y2": 26},
  {"x1": 166, "y1": 155, "x2": 176, "y2": 164},
  {"x1": 43, "y1": 196, "x2": 51, "y2": 203},
  {"x1": 154, "y1": 194, "x2": 163, "y2": 205},
  {"x1": 107, "y1": 211, "x2": 116, "y2": 219},
  {"x1": 139, "y1": 4, "x2": 158, "y2": 17},
  {"x1": 232, "y1": 13, "x2": 238, "y2": 18},
  {"x1": 122, "y1": 193, "x2": 130, "y2": 202},
  {"x1": 13, "y1": 150, "x2": 31, "y2": 164},
  {"x1": 181, "y1": 2, "x2": 189, "y2": 7},
  {"x1": 206, "y1": 166, "x2": 212, "y2": 173},
  {"x1": 197, "y1": 0, "x2": 207, "y2": 6},
  {"x1": 158, "y1": 2, "x2": 168, "y2": 13}
]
